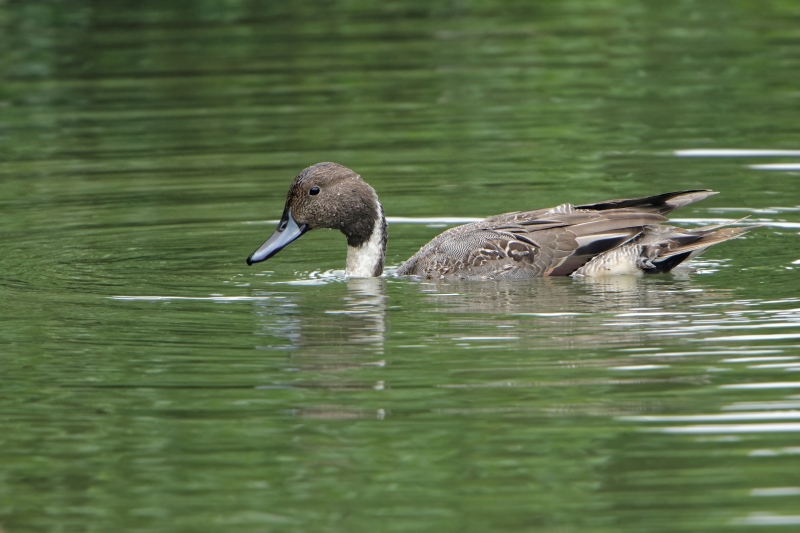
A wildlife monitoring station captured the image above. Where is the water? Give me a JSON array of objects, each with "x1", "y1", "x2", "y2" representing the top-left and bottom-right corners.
[{"x1": 2, "y1": 1, "x2": 800, "y2": 531}]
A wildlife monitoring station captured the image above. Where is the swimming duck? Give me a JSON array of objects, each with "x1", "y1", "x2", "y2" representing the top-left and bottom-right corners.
[{"x1": 246, "y1": 162, "x2": 751, "y2": 280}]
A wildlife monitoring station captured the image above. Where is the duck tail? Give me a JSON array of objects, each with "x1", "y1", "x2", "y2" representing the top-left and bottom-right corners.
[{"x1": 642, "y1": 219, "x2": 757, "y2": 273}]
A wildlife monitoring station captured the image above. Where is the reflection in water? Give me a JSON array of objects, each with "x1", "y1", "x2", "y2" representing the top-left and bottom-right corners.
[
  {"x1": 252, "y1": 293, "x2": 303, "y2": 351},
  {"x1": 336, "y1": 277, "x2": 387, "y2": 354},
  {"x1": 407, "y1": 274, "x2": 746, "y2": 353},
  {"x1": 401, "y1": 277, "x2": 800, "y2": 447},
  {"x1": 409, "y1": 277, "x2": 800, "y2": 348},
  {"x1": 415, "y1": 274, "x2": 725, "y2": 315},
  {"x1": 253, "y1": 279, "x2": 386, "y2": 357},
  {"x1": 252, "y1": 278, "x2": 388, "y2": 419}
]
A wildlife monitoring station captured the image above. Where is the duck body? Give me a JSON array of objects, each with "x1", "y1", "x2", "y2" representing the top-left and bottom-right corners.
[{"x1": 247, "y1": 162, "x2": 751, "y2": 280}]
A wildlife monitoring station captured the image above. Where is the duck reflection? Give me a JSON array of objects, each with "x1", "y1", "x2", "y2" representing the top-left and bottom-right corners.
[
  {"x1": 252, "y1": 273, "x2": 733, "y2": 359},
  {"x1": 251, "y1": 277, "x2": 388, "y2": 419},
  {"x1": 253, "y1": 277, "x2": 386, "y2": 362},
  {"x1": 407, "y1": 274, "x2": 734, "y2": 351},
  {"x1": 414, "y1": 274, "x2": 723, "y2": 313},
  {"x1": 333, "y1": 277, "x2": 387, "y2": 354},
  {"x1": 250, "y1": 272, "x2": 737, "y2": 419}
]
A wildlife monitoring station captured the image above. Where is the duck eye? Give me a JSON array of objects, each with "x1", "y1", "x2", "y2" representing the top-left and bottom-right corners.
[{"x1": 309, "y1": 186, "x2": 320, "y2": 196}]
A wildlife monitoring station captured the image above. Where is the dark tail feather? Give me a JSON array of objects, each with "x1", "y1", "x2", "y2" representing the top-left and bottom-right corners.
[
  {"x1": 578, "y1": 190, "x2": 717, "y2": 215},
  {"x1": 643, "y1": 223, "x2": 755, "y2": 273},
  {"x1": 645, "y1": 251, "x2": 692, "y2": 274}
]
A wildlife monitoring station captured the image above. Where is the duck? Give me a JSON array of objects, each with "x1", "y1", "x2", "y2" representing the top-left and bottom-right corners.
[{"x1": 246, "y1": 162, "x2": 752, "y2": 280}]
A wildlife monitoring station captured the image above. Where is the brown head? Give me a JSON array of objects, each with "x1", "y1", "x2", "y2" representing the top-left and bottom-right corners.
[{"x1": 247, "y1": 163, "x2": 386, "y2": 269}]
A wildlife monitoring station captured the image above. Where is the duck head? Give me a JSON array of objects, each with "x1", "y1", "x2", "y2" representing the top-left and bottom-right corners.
[{"x1": 246, "y1": 162, "x2": 387, "y2": 277}]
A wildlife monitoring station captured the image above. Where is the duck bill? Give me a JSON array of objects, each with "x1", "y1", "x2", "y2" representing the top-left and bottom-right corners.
[{"x1": 246, "y1": 209, "x2": 308, "y2": 265}]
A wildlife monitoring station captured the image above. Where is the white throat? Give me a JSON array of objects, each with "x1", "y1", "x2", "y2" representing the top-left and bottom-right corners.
[{"x1": 345, "y1": 203, "x2": 387, "y2": 278}]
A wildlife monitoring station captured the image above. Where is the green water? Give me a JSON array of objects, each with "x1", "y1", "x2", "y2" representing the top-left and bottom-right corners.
[{"x1": 2, "y1": 1, "x2": 800, "y2": 531}]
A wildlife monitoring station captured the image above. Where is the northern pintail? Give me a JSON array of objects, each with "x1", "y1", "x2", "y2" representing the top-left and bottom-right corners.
[{"x1": 246, "y1": 162, "x2": 751, "y2": 280}]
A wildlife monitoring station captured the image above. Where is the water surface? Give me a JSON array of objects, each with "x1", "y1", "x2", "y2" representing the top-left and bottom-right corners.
[{"x1": 2, "y1": 1, "x2": 800, "y2": 531}]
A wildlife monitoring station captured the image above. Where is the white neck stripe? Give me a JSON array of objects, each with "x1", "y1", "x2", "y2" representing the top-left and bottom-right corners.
[{"x1": 345, "y1": 201, "x2": 386, "y2": 277}]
